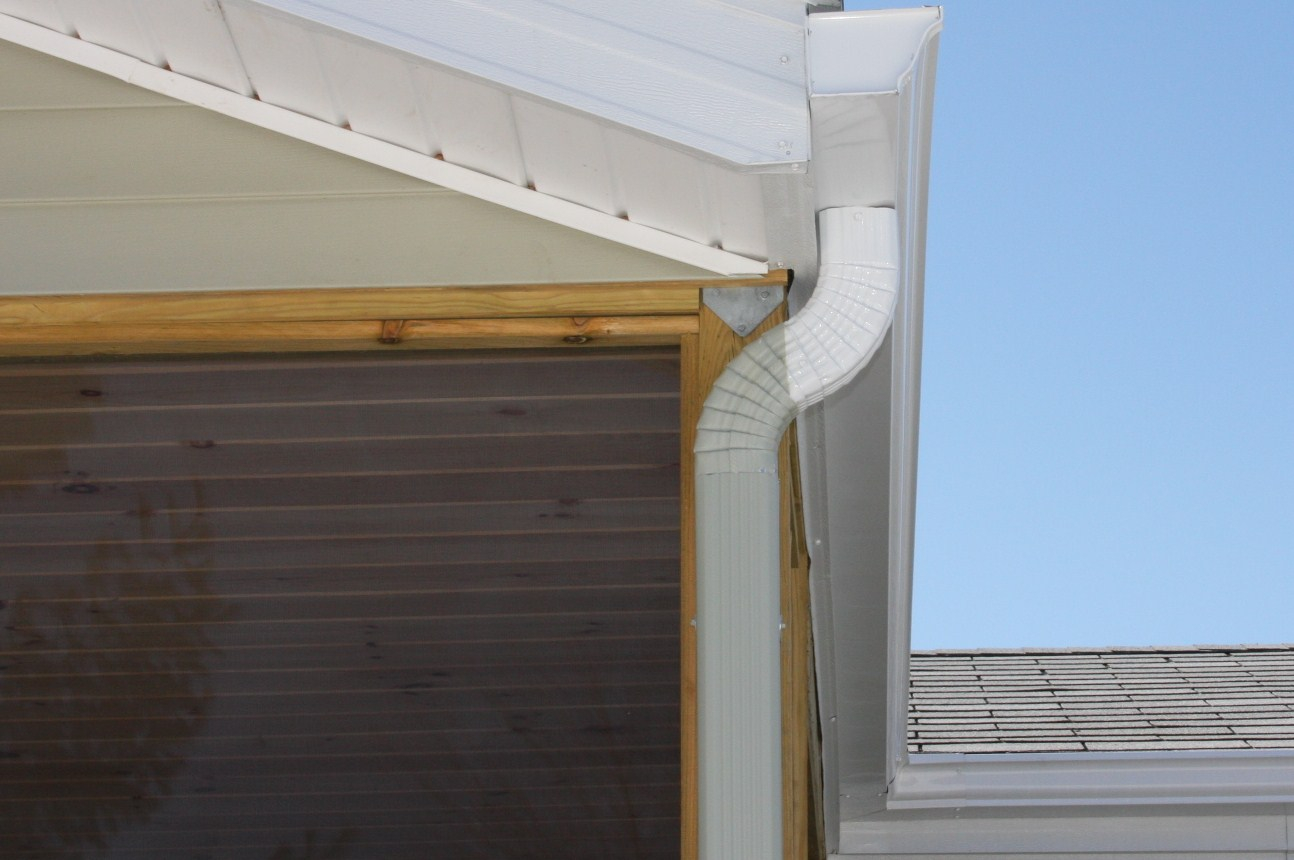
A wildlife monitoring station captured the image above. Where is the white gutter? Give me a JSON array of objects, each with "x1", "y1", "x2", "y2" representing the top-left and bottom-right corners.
[
  {"x1": 694, "y1": 9, "x2": 941, "y2": 857},
  {"x1": 890, "y1": 750, "x2": 1294, "y2": 809},
  {"x1": 695, "y1": 205, "x2": 899, "y2": 858}
]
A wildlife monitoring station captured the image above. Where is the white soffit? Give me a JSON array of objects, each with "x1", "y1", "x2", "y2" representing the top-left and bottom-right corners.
[
  {"x1": 0, "y1": 1, "x2": 775, "y2": 276},
  {"x1": 232, "y1": 0, "x2": 811, "y2": 168}
]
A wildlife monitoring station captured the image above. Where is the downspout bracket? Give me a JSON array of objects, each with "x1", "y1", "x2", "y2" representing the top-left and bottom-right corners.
[{"x1": 703, "y1": 285, "x2": 786, "y2": 336}]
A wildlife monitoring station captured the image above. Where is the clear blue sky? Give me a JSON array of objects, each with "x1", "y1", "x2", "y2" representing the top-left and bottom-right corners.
[{"x1": 843, "y1": 1, "x2": 1294, "y2": 649}]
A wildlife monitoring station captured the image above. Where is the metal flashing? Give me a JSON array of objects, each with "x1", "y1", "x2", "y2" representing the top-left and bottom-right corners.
[{"x1": 702, "y1": 284, "x2": 787, "y2": 336}]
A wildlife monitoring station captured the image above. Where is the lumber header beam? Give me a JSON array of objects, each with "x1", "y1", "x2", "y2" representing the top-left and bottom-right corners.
[
  {"x1": 0, "y1": 316, "x2": 698, "y2": 357},
  {"x1": 0, "y1": 273, "x2": 789, "y2": 327}
]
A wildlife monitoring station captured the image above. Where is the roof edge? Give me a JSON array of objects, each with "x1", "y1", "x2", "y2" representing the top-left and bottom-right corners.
[
  {"x1": 0, "y1": 10, "x2": 768, "y2": 277},
  {"x1": 892, "y1": 749, "x2": 1294, "y2": 809}
]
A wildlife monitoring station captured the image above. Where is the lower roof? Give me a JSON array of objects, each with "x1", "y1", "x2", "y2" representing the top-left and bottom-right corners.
[{"x1": 909, "y1": 646, "x2": 1294, "y2": 754}]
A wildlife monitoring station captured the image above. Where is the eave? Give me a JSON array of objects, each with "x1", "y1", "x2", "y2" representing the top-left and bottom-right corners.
[
  {"x1": 0, "y1": 9, "x2": 765, "y2": 277},
  {"x1": 0, "y1": 3, "x2": 945, "y2": 856}
]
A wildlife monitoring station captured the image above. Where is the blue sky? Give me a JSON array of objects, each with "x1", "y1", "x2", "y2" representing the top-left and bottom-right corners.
[{"x1": 843, "y1": 1, "x2": 1294, "y2": 648}]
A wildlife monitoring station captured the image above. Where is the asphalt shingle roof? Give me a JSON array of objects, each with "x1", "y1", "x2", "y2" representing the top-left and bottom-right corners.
[{"x1": 908, "y1": 645, "x2": 1294, "y2": 754}]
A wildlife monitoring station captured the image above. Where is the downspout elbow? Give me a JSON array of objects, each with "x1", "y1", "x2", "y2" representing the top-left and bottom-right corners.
[
  {"x1": 693, "y1": 205, "x2": 899, "y2": 859},
  {"x1": 695, "y1": 206, "x2": 900, "y2": 474}
]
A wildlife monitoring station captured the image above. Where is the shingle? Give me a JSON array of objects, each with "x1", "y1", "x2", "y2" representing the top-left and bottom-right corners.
[
  {"x1": 1082, "y1": 740, "x2": 1254, "y2": 751},
  {"x1": 908, "y1": 645, "x2": 1294, "y2": 753},
  {"x1": 918, "y1": 741, "x2": 1087, "y2": 753}
]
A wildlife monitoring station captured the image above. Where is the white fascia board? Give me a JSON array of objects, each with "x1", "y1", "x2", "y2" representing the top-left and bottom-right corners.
[
  {"x1": 233, "y1": 0, "x2": 811, "y2": 169},
  {"x1": 798, "y1": 7, "x2": 941, "y2": 852},
  {"x1": 0, "y1": 11, "x2": 764, "y2": 277},
  {"x1": 838, "y1": 807, "x2": 1292, "y2": 857},
  {"x1": 891, "y1": 750, "x2": 1294, "y2": 809}
]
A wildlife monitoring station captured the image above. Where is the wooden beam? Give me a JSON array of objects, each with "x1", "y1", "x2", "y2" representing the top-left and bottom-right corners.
[
  {"x1": 781, "y1": 429, "x2": 812, "y2": 860},
  {"x1": 681, "y1": 303, "x2": 809, "y2": 860},
  {"x1": 0, "y1": 272, "x2": 788, "y2": 326},
  {"x1": 679, "y1": 331, "x2": 701, "y2": 860},
  {"x1": 0, "y1": 315, "x2": 698, "y2": 357}
]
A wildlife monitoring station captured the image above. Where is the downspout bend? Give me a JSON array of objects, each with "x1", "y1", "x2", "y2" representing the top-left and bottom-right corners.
[{"x1": 694, "y1": 205, "x2": 899, "y2": 859}]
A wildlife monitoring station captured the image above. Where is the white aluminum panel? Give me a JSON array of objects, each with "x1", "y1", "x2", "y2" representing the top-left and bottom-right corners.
[
  {"x1": 809, "y1": 8, "x2": 942, "y2": 95},
  {"x1": 892, "y1": 750, "x2": 1294, "y2": 809},
  {"x1": 0, "y1": 0, "x2": 71, "y2": 34},
  {"x1": 233, "y1": 0, "x2": 809, "y2": 166},
  {"x1": 130, "y1": 0, "x2": 252, "y2": 94},
  {"x1": 219, "y1": 2, "x2": 344, "y2": 124},
  {"x1": 416, "y1": 65, "x2": 527, "y2": 187},
  {"x1": 838, "y1": 809, "x2": 1292, "y2": 856},
  {"x1": 707, "y1": 163, "x2": 768, "y2": 259},
  {"x1": 0, "y1": 4, "x2": 769, "y2": 274},
  {"x1": 607, "y1": 127, "x2": 714, "y2": 247},
  {"x1": 316, "y1": 34, "x2": 431, "y2": 154},
  {"x1": 512, "y1": 98, "x2": 617, "y2": 215},
  {"x1": 54, "y1": 0, "x2": 163, "y2": 64}
]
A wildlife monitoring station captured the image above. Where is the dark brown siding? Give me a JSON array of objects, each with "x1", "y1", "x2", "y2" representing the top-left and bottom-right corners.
[{"x1": 0, "y1": 348, "x2": 680, "y2": 859}]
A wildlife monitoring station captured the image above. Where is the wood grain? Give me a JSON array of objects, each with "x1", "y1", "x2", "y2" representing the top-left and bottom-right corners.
[
  {"x1": 0, "y1": 348, "x2": 685, "y2": 857},
  {"x1": 0, "y1": 315, "x2": 698, "y2": 356},
  {"x1": 0, "y1": 274, "x2": 787, "y2": 326}
]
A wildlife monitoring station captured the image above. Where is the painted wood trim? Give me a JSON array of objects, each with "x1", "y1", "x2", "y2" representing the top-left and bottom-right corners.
[
  {"x1": 681, "y1": 303, "x2": 808, "y2": 860},
  {"x1": 0, "y1": 316, "x2": 698, "y2": 357},
  {"x1": 0, "y1": 277, "x2": 788, "y2": 327}
]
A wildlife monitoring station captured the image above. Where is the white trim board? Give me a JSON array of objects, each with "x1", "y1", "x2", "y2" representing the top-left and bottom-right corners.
[{"x1": 892, "y1": 750, "x2": 1294, "y2": 809}]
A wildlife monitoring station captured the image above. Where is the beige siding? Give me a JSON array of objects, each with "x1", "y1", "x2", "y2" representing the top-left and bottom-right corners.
[{"x1": 0, "y1": 39, "x2": 711, "y2": 296}]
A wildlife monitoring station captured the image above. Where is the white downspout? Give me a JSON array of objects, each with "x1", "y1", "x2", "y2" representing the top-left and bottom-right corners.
[{"x1": 695, "y1": 205, "x2": 899, "y2": 858}]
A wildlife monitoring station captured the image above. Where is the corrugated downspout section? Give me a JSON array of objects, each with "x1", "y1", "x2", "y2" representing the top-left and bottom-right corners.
[{"x1": 694, "y1": 205, "x2": 899, "y2": 859}]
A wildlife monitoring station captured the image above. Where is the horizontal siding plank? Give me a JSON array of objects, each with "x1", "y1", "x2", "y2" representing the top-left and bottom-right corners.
[
  {"x1": 0, "y1": 580, "x2": 677, "y2": 632},
  {"x1": 0, "y1": 699, "x2": 680, "y2": 742},
  {"x1": 1, "y1": 678, "x2": 677, "y2": 725},
  {"x1": 0, "y1": 794, "x2": 681, "y2": 831},
  {"x1": 0, "y1": 395, "x2": 677, "y2": 447},
  {"x1": 0, "y1": 466, "x2": 677, "y2": 516},
  {"x1": 0, "y1": 743, "x2": 680, "y2": 781},
  {"x1": 0, "y1": 719, "x2": 680, "y2": 762},
  {"x1": 0, "y1": 194, "x2": 713, "y2": 295},
  {"x1": 0, "y1": 38, "x2": 175, "y2": 109},
  {"x1": 0, "y1": 106, "x2": 436, "y2": 203},
  {"x1": 0, "y1": 529, "x2": 679, "y2": 575},
  {"x1": 0, "y1": 763, "x2": 681, "y2": 800},
  {"x1": 0, "y1": 431, "x2": 678, "y2": 484},
  {"x1": 0, "y1": 557, "x2": 678, "y2": 597},
  {"x1": 0, "y1": 497, "x2": 677, "y2": 545},
  {"x1": 0, "y1": 349, "x2": 679, "y2": 408},
  {"x1": 7, "y1": 833, "x2": 677, "y2": 859}
]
